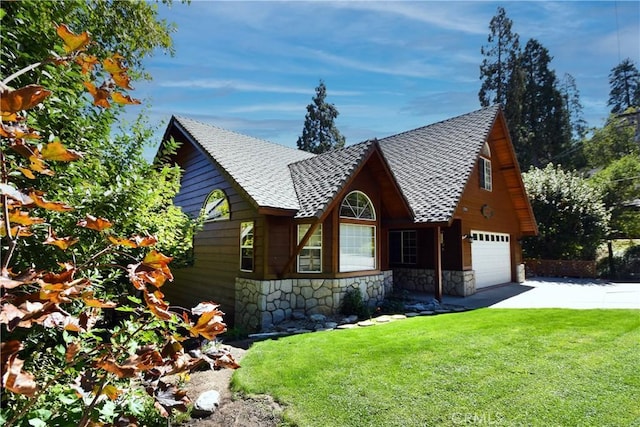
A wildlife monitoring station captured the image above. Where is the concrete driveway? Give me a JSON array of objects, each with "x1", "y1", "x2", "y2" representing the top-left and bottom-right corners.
[{"x1": 441, "y1": 277, "x2": 640, "y2": 309}]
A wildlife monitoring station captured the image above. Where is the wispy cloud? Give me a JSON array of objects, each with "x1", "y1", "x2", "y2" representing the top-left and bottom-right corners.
[{"x1": 159, "y1": 79, "x2": 362, "y2": 96}]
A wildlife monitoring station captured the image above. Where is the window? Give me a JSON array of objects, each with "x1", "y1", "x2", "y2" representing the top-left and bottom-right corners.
[
  {"x1": 479, "y1": 157, "x2": 492, "y2": 191},
  {"x1": 340, "y1": 191, "x2": 376, "y2": 220},
  {"x1": 240, "y1": 221, "x2": 254, "y2": 271},
  {"x1": 339, "y1": 191, "x2": 376, "y2": 272},
  {"x1": 389, "y1": 230, "x2": 417, "y2": 265},
  {"x1": 298, "y1": 224, "x2": 322, "y2": 273},
  {"x1": 202, "y1": 189, "x2": 230, "y2": 222}
]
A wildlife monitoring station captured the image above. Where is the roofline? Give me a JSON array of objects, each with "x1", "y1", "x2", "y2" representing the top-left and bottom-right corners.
[{"x1": 170, "y1": 117, "x2": 263, "y2": 213}]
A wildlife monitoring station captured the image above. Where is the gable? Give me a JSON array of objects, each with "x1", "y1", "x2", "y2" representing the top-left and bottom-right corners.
[
  {"x1": 379, "y1": 106, "x2": 500, "y2": 224},
  {"x1": 166, "y1": 116, "x2": 315, "y2": 213}
]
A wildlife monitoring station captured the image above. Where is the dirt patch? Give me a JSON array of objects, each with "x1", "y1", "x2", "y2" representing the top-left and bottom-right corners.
[{"x1": 179, "y1": 340, "x2": 283, "y2": 427}]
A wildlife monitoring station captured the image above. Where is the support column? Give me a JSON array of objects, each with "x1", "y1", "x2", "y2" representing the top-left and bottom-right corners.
[{"x1": 434, "y1": 226, "x2": 442, "y2": 302}]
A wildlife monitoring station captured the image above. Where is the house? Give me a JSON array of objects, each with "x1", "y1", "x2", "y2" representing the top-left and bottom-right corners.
[{"x1": 159, "y1": 105, "x2": 537, "y2": 331}]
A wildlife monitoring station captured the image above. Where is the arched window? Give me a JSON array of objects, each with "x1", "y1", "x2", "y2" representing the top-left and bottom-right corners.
[
  {"x1": 202, "y1": 189, "x2": 230, "y2": 222},
  {"x1": 339, "y1": 191, "x2": 376, "y2": 272},
  {"x1": 340, "y1": 191, "x2": 376, "y2": 220}
]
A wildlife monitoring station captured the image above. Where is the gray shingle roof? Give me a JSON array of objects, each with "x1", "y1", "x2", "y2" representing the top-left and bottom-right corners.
[
  {"x1": 173, "y1": 116, "x2": 315, "y2": 211},
  {"x1": 289, "y1": 140, "x2": 376, "y2": 218},
  {"x1": 379, "y1": 105, "x2": 500, "y2": 223},
  {"x1": 171, "y1": 105, "x2": 501, "y2": 223}
]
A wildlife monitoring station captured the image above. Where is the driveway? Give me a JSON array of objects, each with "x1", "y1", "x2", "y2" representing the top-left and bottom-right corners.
[{"x1": 440, "y1": 277, "x2": 640, "y2": 309}]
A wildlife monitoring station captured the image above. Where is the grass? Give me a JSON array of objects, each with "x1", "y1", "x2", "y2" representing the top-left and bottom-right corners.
[{"x1": 231, "y1": 309, "x2": 640, "y2": 427}]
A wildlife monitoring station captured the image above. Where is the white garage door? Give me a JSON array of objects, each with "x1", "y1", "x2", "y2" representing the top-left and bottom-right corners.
[{"x1": 470, "y1": 231, "x2": 512, "y2": 288}]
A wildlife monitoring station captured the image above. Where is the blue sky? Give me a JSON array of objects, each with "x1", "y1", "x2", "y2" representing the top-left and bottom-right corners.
[{"x1": 135, "y1": 1, "x2": 639, "y2": 155}]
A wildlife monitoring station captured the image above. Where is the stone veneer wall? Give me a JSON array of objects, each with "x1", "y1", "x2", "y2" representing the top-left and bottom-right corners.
[
  {"x1": 393, "y1": 268, "x2": 476, "y2": 297},
  {"x1": 516, "y1": 263, "x2": 525, "y2": 283},
  {"x1": 235, "y1": 271, "x2": 393, "y2": 332}
]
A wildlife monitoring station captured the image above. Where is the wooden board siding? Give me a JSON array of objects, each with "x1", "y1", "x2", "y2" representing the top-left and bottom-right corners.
[
  {"x1": 162, "y1": 140, "x2": 258, "y2": 326},
  {"x1": 454, "y1": 127, "x2": 526, "y2": 280}
]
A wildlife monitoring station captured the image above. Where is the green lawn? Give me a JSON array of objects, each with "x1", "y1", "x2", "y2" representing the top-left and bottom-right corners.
[{"x1": 231, "y1": 309, "x2": 640, "y2": 427}]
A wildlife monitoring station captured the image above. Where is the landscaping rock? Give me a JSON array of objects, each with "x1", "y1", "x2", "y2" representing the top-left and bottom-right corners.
[
  {"x1": 309, "y1": 313, "x2": 326, "y2": 322},
  {"x1": 192, "y1": 390, "x2": 221, "y2": 417}
]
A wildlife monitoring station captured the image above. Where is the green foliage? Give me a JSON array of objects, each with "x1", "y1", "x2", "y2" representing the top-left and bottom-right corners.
[
  {"x1": 597, "y1": 243, "x2": 640, "y2": 280},
  {"x1": 1, "y1": 1, "x2": 197, "y2": 269},
  {"x1": 1, "y1": 16, "x2": 235, "y2": 427},
  {"x1": 340, "y1": 288, "x2": 370, "y2": 319},
  {"x1": 296, "y1": 80, "x2": 346, "y2": 154},
  {"x1": 590, "y1": 155, "x2": 640, "y2": 239},
  {"x1": 583, "y1": 111, "x2": 639, "y2": 168},
  {"x1": 522, "y1": 164, "x2": 610, "y2": 260},
  {"x1": 608, "y1": 58, "x2": 640, "y2": 114}
]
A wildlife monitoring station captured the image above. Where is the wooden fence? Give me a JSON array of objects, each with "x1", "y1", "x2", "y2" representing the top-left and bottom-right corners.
[{"x1": 524, "y1": 259, "x2": 597, "y2": 279}]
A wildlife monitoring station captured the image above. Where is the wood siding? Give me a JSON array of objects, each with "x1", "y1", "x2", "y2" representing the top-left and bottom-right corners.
[
  {"x1": 163, "y1": 138, "x2": 259, "y2": 325},
  {"x1": 454, "y1": 124, "x2": 527, "y2": 281}
]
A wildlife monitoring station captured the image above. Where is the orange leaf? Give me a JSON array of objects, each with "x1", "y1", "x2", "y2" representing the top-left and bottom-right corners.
[
  {"x1": 102, "y1": 54, "x2": 127, "y2": 74},
  {"x1": 41, "y1": 141, "x2": 83, "y2": 162},
  {"x1": 29, "y1": 191, "x2": 74, "y2": 212},
  {"x1": 134, "y1": 234, "x2": 158, "y2": 247},
  {"x1": 83, "y1": 81, "x2": 110, "y2": 108},
  {"x1": 107, "y1": 235, "x2": 138, "y2": 248},
  {"x1": 102, "y1": 384, "x2": 122, "y2": 400},
  {"x1": 97, "y1": 358, "x2": 136, "y2": 379},
  {"x1": 75, "y1": 54, "x2": 98, "y2": 74},
  {"x1": 82, "y1": 292, "x2": 116, "y2": 308},
  {"x1": 0, "y1": 224, "x2": 34, "y2": 238},
  {"x1": 2, "y1": 354, "x2": 37, "y2": 397},
  {"x1": 0, "y1": 85, "x2": 52, "y2": 116},
  {"x1": 8, "y1": 209, "x2": 44, "y2": 226},
  {"x1": 188, "y1": 303, "x2": 227, "y2": 340},
  {"x1": 143, "y1": 290, "x2": 172, "y2": 320},
  {"x1": 56, "y1": 23, "x2": 91, "y2": 53},
  {"x1": 65, "y1": 342, "x2": 80, "y2": 363},
  {"x1": 111, "y1": 91, "x2": 140, "y2": 105},
  {"x1": 9, "y1": 139, "x2": 37, "y2": 159},
  {"x1": 18, "y1": 167, "x2": 36, "y2": 179},
  {"x1": 44, "y1": 229, "x2": 79, "y2": 250},
  {"x1": 28, "y1": 152, "x2": 55, "y2": 176},
  {"x1": 77, "y1": 214, "x2": 112, "y2": 231},
  {"x1": 142, "y1": 250, "x2": 173, "y2": 271}
]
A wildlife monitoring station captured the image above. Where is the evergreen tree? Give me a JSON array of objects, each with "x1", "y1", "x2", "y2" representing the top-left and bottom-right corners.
[
  {"x1": 608, "y1": 58, "x2": 640, "y2": 114},
  {"x1": 557, "y1": 73, "x2": 588, "y2": 169},
  {"x1": 297, "y1": 80, "x2": 346, "y2": 154},
  {"x1": 517, "y1": 39, "x2": 571, "y2": 169},
  {"x1": 478, "y1": 6, "x2": 520, "y2": 108}
]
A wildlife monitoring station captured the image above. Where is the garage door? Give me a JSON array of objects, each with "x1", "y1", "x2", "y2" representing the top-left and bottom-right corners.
[{"x1": 470, "y1": 231, "x2": 512, "y2": 288}]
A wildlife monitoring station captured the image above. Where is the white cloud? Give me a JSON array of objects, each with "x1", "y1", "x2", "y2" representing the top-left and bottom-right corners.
[{"x1": 159, "y1": 79, "x2": 362, "y2": 96}]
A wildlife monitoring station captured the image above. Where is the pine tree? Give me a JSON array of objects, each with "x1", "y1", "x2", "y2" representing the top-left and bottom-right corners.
[
  {"x1": 518, "y1": 39, "x2": 571, "y2": 169},
  {"x1": 608, "y1": 58, "x2": 640, "y2": 114},
  {"x1": 297, "y1": 80, "x2": 346, "y2": 154},
  {"x1": 478, "y1": 7, "x2": 520, "y2": 108}
]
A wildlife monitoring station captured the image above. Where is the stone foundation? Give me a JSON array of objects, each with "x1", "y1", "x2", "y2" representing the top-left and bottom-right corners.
[
  {"x1": 393, "y1": 268, "x2": 476, "y2": 297},
  {"x1": 235, "y1": 271, "x2": 393, "y2": 331}
]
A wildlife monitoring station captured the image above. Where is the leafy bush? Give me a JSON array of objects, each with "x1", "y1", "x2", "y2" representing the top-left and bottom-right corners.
[
  {"x1": 1, "y1": 23, "x2": 237, "y2": 427},
  {"x1": 340, "y1": 288, "x2": 370, "y2": 319},
  {"x1": 522, "y1": 163, "x2": 610, "y2": 260},
  {"x1": 598, "y1": 244, "x2": 640, "y2": 280}
]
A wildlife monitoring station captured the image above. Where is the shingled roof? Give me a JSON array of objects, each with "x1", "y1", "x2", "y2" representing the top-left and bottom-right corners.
[
  {"x1": 172, "y1": 116, "x2": 315, "y2": 211},
  {"x1": 378, "y1": 105, "x2": 500, "y2": 223},
  {"x1": 169, "y1": 106, "x2": 502, "y2": 224},
  {"x1": 289, "y1": 140, "x2": 376, "y2": 218}
]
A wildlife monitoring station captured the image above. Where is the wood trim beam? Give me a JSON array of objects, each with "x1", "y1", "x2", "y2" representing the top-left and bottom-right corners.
[{"x1": 279, "y1": 221, "x2": 321, "y2": 278}]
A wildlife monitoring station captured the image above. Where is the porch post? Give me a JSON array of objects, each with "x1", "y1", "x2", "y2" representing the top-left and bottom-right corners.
[{"x1": 434, "y1": 226, "x2": 442, "y2": 302}]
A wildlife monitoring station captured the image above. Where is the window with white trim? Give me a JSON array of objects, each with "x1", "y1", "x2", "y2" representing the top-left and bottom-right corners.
[
  {"x1": 240, "y1": 221, "x2": 254, "y2": 272},
  {"x1": 389, "y1": 230, "x2": 417, "y2": 265},
  {"x1": 297, "y1": 224, "x2": 322, "y2": 273},
  {"x1": 339, "y1": 191, "x2": 376, "y2": 272},
  {"x1": 202, "y1": 189, "x2": 230, "y2": 222},
  {"x1": 479, "y1": 157, "x2": 492, "y2": 191}
]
